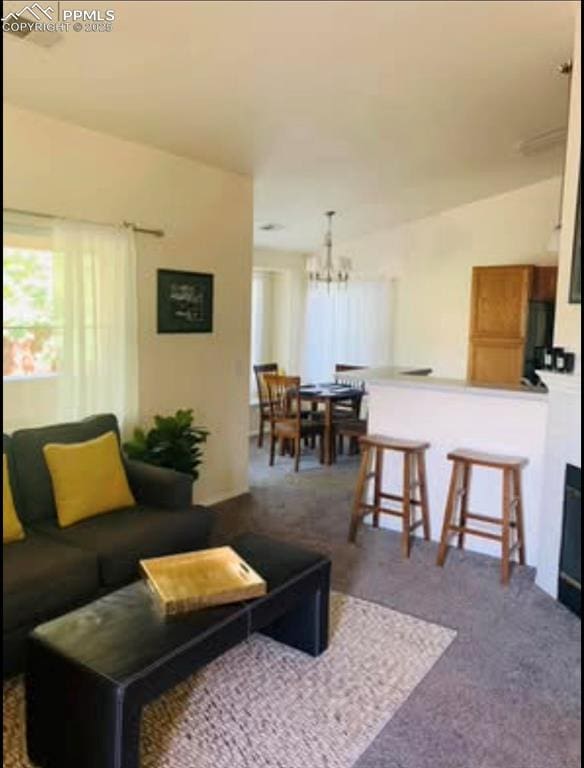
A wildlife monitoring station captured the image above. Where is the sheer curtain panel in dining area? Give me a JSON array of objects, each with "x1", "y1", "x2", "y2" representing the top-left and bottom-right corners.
[{"x1": 303, "y1": 279, "x2": 393, "y2": 383}]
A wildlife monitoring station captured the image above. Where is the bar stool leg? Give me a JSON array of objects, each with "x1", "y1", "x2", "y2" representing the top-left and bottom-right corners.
[
  {"x1": 437, "y1": 460, "x2": 461, "y2": 567},
  {"x1": 349, "y1": 446, "x2": 371, "y2": 543},
  {"x1": 458, "y1": 464, "x2": 471, "y2": 549},
  {"x1": 501, "y1": 468, "x2": 512, "y2": 585},
  {"x1": 513, "y1": 467, "x2": 527, "y2": 566},
  {"x1": 402, "y1": 453, "x2": 412, "y2": 559},
  {"x1": 417, "y1": 451, "x2": 431, "y2": 541},
  {"x1": 373, "y1": 447, "x2": 384, "y2": 528}
]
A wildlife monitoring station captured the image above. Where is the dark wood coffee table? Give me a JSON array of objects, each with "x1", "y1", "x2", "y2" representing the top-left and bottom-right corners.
[{"x1": 25, "y1": 533, "x2": 331, "y2": 768}]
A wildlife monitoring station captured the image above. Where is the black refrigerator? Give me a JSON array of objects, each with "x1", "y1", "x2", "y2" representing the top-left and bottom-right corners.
[{"x1": 523, "y1": 300, "x2": 555, "y2": 384}]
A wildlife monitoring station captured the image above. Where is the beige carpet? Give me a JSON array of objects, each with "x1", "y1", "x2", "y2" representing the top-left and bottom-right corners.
[{"x1": 3, "y1": 593, "x2": 455, "y2": 768}]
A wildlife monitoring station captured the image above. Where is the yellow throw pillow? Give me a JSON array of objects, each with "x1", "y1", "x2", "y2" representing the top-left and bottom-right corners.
[
  {"x1": 43, "y1": 431, "x2": 136, "y2": 528},
  {"x1": 3, "y1": 454, "x2": 25, "y2": 543}
]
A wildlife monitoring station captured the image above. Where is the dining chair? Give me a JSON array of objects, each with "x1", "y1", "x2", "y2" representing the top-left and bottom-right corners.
[
  {"x1": 333, "y1": 364, "x2": 367, "y2": 454},
  {"x1": 335, "y1": 363, "x2": 366, "y2": 384},
  {"x1": 335, "y1": 417, "x2": 368, "y2": 457},
  {"x1": 264, "y1": 374, "x2": 325, "y2": 472},
  {"x1": 334, "y1": 364, "x2": 366, "y2": 413},
  {"x1": 253, "y1": 363, "x2": 278, "y2": 448}
]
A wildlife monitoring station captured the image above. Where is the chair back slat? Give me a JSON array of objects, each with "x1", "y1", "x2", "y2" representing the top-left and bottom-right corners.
[
  {"x1": 263, "y1": 374, "x2": 301, "y2": 425},
  {"x1": 334, "y1": 363, "x2": 366, "y2": 390},
  {"x1": 253, "y1": 363, "x2": 278, "y2": 410}
]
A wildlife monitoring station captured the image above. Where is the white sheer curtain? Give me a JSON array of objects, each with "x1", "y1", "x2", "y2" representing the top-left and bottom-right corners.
[
  {"x1": 250, "y1": 270, "x2": 275, "y2": 394},
  {"x1": 53, "y1": 220, "x2": 139, "y2": 434},
  {"x1": 303, "y1": 280, "x2": 393, "y2": 382},
  {"x1": 251, "y1": 271, "x2": 274, "y2": 366}
]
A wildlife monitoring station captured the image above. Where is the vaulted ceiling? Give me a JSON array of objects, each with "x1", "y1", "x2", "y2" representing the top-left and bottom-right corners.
[{"x1": 3, "y1": 0, "x2": 576, "y2": 250}]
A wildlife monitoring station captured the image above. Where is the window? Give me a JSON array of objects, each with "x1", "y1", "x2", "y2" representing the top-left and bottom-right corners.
[
  {"x1": 3, "y1": 223, "x2": 60, "y2": 379},
  {"x1": 3, "y1": 215, "x2": 138, "y2": 434},
  {"x1": 250, "y1": 270, "x2": 275, "y2": 396}
]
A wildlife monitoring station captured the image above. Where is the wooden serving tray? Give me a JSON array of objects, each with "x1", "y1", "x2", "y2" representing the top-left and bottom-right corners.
[{"x1": 140, "y1": 546, "x2": 267, "y2": 616}]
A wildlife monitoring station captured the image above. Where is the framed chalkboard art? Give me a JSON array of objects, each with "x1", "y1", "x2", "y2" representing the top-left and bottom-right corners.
[
  {"x1": 157, "y1": 269, "x2": 214, "y2": 333},
  {"x1": 569, "y1": 170, "x2": 581, "y2": 304}
]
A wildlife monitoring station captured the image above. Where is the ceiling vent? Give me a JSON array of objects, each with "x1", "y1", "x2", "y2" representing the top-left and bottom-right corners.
[
  {"x1": 516, "y1": 127, "x2": 568, "y2": 157},
  {"x1": 258, "y1": 223, "x2": 284, "y2": 232},
  {"x1": 3, "y1": 18, "x2": 30, "y2": 38}
]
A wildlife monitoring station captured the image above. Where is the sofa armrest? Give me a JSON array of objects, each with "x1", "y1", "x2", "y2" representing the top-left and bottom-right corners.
[{"x1": 124, "y1": 459, "x2": 193, "y2": 510}]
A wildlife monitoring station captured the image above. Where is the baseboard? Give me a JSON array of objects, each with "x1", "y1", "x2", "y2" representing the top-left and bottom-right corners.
[{"x1": 196, "y1": 486, "x2": 251, "y2": 507}]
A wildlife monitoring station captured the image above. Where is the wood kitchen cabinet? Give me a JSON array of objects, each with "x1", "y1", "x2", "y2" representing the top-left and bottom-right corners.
[
  {"x1": 531, "y1": 266, "x2": 558, "y2": 302},
  {"x1": 467, "y1": 264, "x2": 558, "y2": 386}
]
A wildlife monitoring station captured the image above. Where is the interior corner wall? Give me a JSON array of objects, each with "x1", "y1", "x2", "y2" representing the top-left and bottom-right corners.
[
  {"x1": 3, "y1": 104, "x2": 253, "y2": 506},
  {"x1": 331, "y1": 176, "x2": 562, "y2": 378},
  {"x1": 554, "y1": 11, "x2": 581, "y2": 367}
]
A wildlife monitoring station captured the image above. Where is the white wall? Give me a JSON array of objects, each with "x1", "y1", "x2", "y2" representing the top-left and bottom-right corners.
[
  {"x1": 554, "y1": 11, "x2": 581, "y2": 367},
  {"x1": 3, "y1": 104, "x2": 253, "y2": 506},
  {"x1": 535, "y1": 12, "x2": 581, "y2": 597},
  {"x1": 331, "y1": 177, "x2": 561, "y2": 378}
]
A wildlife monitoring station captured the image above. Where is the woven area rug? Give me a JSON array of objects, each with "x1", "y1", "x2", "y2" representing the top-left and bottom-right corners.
[{"x1": 3, "y1": 592, "x2": 455, "y2": 768}]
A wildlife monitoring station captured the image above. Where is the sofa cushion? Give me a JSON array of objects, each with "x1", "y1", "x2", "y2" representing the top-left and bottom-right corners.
[
  {"x1": 9, "y1": 414, "x2": 120, "y2": 525},
  {"x1": 35, "y1": 505, "x2": 215, "y2": 588},
  {"x1": 3, "y1": 532, "x2": 100, "y2": 633}
]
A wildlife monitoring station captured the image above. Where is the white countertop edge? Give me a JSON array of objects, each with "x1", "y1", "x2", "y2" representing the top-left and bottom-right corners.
[
  {"x1": 537, "y1": 371, "x2": 581, "y2": 395},
  {"x1": 343, "y1": 367, "x2": 549, "y2": 402}
]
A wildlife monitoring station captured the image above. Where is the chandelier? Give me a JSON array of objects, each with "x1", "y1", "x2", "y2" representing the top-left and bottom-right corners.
[{"x1": 307, "y1": 211, "x2": 351, "y2": 285}]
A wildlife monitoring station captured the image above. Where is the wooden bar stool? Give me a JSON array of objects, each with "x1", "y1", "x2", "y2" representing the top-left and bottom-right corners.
[
  {"x1": 348, "y1": 434, "x2": 431, "y2": 558},
  {"x1": 436, "y1": 449, "x2": 528, "y2": 585}
]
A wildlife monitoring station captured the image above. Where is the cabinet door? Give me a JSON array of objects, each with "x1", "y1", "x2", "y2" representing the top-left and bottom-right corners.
[
  {"x1": 467, "y1": 339, "x2": 525, "y2": 386},
  {"x1": 470, "y1": 266, "x2": 532, "y2": 339},
  {"x1": 532, "y1": 266, "x2": 558, "y2": 303}
]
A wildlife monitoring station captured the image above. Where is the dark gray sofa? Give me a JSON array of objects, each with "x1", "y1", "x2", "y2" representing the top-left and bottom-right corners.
[{"x1": 3, "y1": 414, "x2": 215, "y2": 678}]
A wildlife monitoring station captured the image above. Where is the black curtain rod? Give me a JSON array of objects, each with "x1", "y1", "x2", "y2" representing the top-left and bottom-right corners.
[{"x1": 3, "y1": 207, "x2": 164, "y2": 238}]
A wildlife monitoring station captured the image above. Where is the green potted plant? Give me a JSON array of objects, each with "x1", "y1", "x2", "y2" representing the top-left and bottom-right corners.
[{"x1": 123, "y1": 409, "x2": 208, "y2": 481}]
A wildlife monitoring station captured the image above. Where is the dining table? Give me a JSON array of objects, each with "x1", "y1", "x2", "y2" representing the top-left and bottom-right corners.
[{"x1": 298, "y1": 382, "x2": 365, "y2": 465}]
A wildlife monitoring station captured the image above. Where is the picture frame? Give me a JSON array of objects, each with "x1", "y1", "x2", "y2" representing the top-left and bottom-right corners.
[
  {"x1": 569, "y1": 171, "x2": 581, "y2": 304},
  {"x1": 157, "y1": 269, "x2": 214, "y2": 333}
]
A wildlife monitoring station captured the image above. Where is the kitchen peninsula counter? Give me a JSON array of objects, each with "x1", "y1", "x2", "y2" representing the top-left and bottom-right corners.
[
  {"x1": 351, "y1": 366, "x2": 548, "y2": 401},
  {"x1": 344, "y1": 366, "x2": 548, "y2": 565}
]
